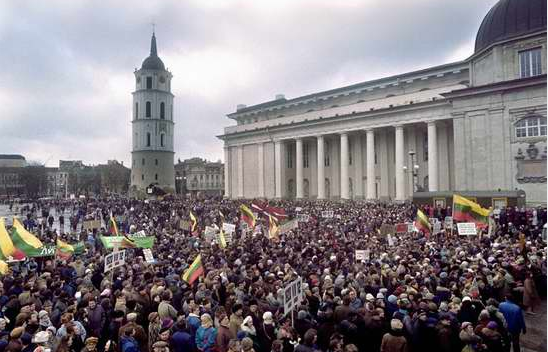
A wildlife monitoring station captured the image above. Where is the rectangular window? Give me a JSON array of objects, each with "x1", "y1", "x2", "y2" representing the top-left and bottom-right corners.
[
  {"x1": 519, "y1": 48, "x2": 542, "y2": 78},
  {"x1": 515, "y1": 119, "x2": 527, "y2": 138},
  {"x1": 146, "y1": 77, "x2": 153, "y2": 89},
  {"x1": 287, "y1": 144, "x2": 293, "y2": 169},
  {"x1": 303, "y1": 143, "x2": 309, "y2": 168}
]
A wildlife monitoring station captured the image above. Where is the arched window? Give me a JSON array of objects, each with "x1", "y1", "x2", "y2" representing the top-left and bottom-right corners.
[
  {"x1": 146, "y1": 102, "x2": 151, "y2": 117},
  {"x1": 135, "y1": 102, "x2": 138, "y2": 119},
  {"x1": 146, "y1": 133, "x2": 151, "y2": 147},
  {"x1": 160, "y1": 133, "x2": 165, "y2": 147},
  {"x1": 160, "y1": 102, "x2": 165, "y2": 119},
  {"x1": 515, "y1": 116, "x2": 547, "y2": 138}
]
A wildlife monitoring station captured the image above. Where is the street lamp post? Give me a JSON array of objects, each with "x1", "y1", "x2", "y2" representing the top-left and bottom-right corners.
[{"x1": 175, "y1": 176, "x2": 183, "y2": 196}]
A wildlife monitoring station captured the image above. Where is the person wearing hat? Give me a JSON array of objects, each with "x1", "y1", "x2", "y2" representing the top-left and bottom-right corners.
[
  {"x1": 86, "y1": 298, "x2": 105, "y2": 338},
  {"x1": 258, "y1": 312, "x2": 276, "y2": 352},
  {"x1": 151, "y1": 340, "x2": 169, "y2": 352},
  {"x1": 215, "y1": 314, "x2": 233, "y2": 352},
  {"x1": 479, "y1": 321, "x2": 504, "y2": 352},
  {"x1": 380, "y1": 319, "x2": 408, "y2": 352},
  {"x1": 119, "y1": 313, "x2": 147, "y2": 352},
  {"x1": 195, "y1": 314, "x2": 217, "y2": 352},
  {"x1": 81, "y1": 337, "x2": 99, "y2": 352},
  {"x1": 459, "y1": 322, "x2": 483, "y2": 352}
]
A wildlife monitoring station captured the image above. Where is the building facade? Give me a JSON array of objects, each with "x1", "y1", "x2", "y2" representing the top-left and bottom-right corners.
[
  {"x1": 130, "y1": 32, "x2": 175, "y2": 195},
  {"x1": 219, "y1": 0, "x2": 547, "y2": 206},
  {"x1": 0, "y1": 155, "x2": 27, "y2": 168},
  {"x1": 174, "y1": 158, "x2": 224, "y2": 197}
]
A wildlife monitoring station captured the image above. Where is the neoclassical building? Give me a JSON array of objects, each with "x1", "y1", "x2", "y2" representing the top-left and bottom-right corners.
[
  {"x1": 219, "y1": 0, "x2": 547, "y2": 205},
  {"x1": 130, "y1": 32, "x2": 176, "y2": 195}
]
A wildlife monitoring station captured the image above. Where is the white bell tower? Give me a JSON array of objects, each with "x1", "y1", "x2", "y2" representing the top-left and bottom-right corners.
[{"x1": 130, "y1": 31, "x2": 175, "y2": 194}]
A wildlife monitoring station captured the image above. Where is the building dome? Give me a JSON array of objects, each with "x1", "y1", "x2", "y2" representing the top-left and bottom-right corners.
[
  {"x1": 475, "y1": 0, "x2": 546, "y2": 53},
  {"x1": 141, "y1": 32, "x2": 165, "y2": 70}
]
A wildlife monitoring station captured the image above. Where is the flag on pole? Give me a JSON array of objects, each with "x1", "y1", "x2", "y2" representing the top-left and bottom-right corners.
[
  {"x1": 415, "y1": 209, "x2": 432, "y2": 234},
  {"x1": 108, "y1": 215, "x2": 120, "y2": 236},
  {"x1": 0, "y1": 218, "x2": 25, "y2": 261},
  {"x1": 268, "y1": 214, "x2": 279, "y2": 240},
  {"x1": 218, "y1": 210, "x2": 225, "y2": 222},
  {"x1": 11, "y1": 218, "x2": 44, "y2": 257},
  {"x1": 190, "y1": 212, "x2": 198, "y2": 233},
  {"x1": 265, "y1": 206, "x2": 287, "y2": 222},
  {"x1": 240, "y1": 205, "x2": 256, "y2": 228},
  {"x1": 251, "y1": 200, "x2": 268, "y2": 213},
  {"x1": 182, "y1": 254, "x2": 204, "y2": 285},
  {"x1": 452, "y1": 195, "x2": 490, "y2": 228},
  {"x1": 56, "y1": 239, "x2": 85, "y2": 260}
]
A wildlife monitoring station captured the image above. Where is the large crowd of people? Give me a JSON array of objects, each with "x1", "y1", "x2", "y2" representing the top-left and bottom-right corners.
[{"x1": 0, "y1": 197, "x2": 545, "y2": 352}]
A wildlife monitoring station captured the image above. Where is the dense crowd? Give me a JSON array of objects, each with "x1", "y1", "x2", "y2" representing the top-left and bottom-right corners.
[{"x1": 0, "y1": 197, "x2": 545, "y2": 352}]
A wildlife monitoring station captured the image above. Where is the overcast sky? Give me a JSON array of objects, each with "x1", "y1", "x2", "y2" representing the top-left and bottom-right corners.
[{"x1": 0, "y1": 0, "x2": 498, "y2": 167}]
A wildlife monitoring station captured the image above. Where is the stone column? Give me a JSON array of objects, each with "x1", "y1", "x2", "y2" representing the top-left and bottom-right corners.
[
  {"x1": 395, "y1": 125, "x2": 405, "y2": 201},
  {"x1": 427, "y1": 121, "x2": 438, "y2": 191},
  {"x1": 316, "y1": 136, "x2": 325, "y2": 199},
  {"x1": 296, "y1": 138, "x2": 303, "y2": 199},
  {"x1": 274, "y1": 140, "x2": 282, "y2": 198},
  {"x1": 258, "y1": 142, "x2": 265, "y2": 197},
  {"x1": 366, "y1": 129, "x2": 376, "y2": 199},
  {"x1": 354, "y1": 133, "x2": 363, "y2": 198},
  {"x1": 340, "y1": 133, "x2": 349, "y2": 199},
  {"x1": 237, "y1": 145, "x2": 244, "y2": 198},
  {"x1": 223, "y1": 146, "x2": 230, "y2": 198}
]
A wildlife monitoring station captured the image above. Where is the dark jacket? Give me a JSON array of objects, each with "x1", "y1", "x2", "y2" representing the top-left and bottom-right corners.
[{"x1": 172, "y1": 330, "x2": 194, "y2": 352}]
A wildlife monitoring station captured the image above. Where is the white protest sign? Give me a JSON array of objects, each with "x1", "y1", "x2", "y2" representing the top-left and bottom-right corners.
[
  {"x1": 457, "y1": 222, "x2": 477, "y2": 236},
  {"x1": 407, "y1": 223, "x2": 415, "y2": 233},
  {"x1": 279, "y1": 219, "x2": 299, "y2": 234},
  {"x1": 387, "y1": 234, "x2": 395, "y2": 246},
  {"x1": 143, "y1": 248, "x2": 155, "y2": 263},
  {"x1": 297, "y1": 214, "x2": 310, "y2": 223},
  {"x1": 222, "y1": 223, "x2": 236, "y2": 234},
  {"x1": 104, "y1": 250, "x2": 126, "y2": 273},
  {"x1": 283, "y1": 277, "x2": 303, "y2": 316},
  {"x1": 433, "y1": 222, "x2": 442, "y2": 234},
  {"x1": 321, "y1": 211, "x2": 334, "y2": 218},
  {"x1": 355, "y1": 249, "x2": 370, "y2": 262},
  {"x1": 204, "y1": 226, "x2": 217, "y2": 241},
  {"x1": 133, "y1": 230, "x2": 147, "y2": 238}
]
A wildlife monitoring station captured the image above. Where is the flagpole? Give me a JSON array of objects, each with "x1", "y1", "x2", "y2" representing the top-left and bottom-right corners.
[{"x1": 451, "y1": 195, "x2": 455, "y2": 238}]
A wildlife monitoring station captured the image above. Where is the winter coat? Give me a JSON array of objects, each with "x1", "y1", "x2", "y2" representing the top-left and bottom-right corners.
[
  {"x1": 121, "y1": 336, "x2": 140, "y2": 352},
  {"x1": 87, "y1": 305, "x2": 106, "y2": 337},
  {"x1": 380, "y1": 331, "x2": 408, "y2": 352},
  {"x1": 498, "y1": 301, "x2": 526, "y2": 335},
  {"x1": 215, "y1": 325, "x2": 234, "y2": 352},
  {"x1": 228, "y1": 314, "x2": 243, "y2": 337},
  {"x1": 480, "y1": 328, "x2": 504, "y2": 352},
  {"x1": 195, "y1": 326, "x2": 217, "y2": 352},
  {"x1": 172, "y1": 330, "x2": 194, "y2": 352}
]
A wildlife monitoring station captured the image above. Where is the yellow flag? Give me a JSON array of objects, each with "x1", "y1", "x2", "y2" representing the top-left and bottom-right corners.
[
  {"x1": 0, "y1": 260, "x2": 8, "y2": 275},
  {"x1": 190, "y1": 212, "x2": 197, "y2": 232},
  {"x1": 219, "y1": 228, "x2": 227, "y2": 248}
]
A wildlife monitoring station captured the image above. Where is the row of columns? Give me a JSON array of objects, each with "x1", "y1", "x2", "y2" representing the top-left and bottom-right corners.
[{"x1": 225, "y1": 121, "x2": 440, "y2": 199}]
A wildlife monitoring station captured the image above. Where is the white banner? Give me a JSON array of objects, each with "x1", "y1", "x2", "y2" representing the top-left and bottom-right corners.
[
  {"x1": 104, "y1": 250, "x2": 126, "y2": 273},
  {"x1": 321, "y1": 211, "x2": 334, "y2": 218},
  {"x1": 279, "y1": 219, "x2": 299, "y2": 234},
  {"x1": 457, "y1": 222, "x2": 477, "y2": 236},
  {"x1": 222, "y1": 223, "x2": 236, "y2": 234}
]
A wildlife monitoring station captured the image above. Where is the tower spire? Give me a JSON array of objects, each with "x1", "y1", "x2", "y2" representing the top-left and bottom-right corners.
[{"x1": 150, "y1": 28, "x2": 158, "y2": 57}]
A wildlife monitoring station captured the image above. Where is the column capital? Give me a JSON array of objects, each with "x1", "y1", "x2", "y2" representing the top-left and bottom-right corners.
[
  {"x1": 339, "y1": 131, "x2": 348, "y2": 136},
  {"x1": 427, "y1": 120, "x2": 437, "y2": 127},
  {"x1": 394, "y1": 125, "x2": 404, "y2": 130}
]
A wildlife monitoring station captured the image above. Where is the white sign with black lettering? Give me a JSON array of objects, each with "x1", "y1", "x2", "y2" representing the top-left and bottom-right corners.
[
  {"x1": 283, "y1": 277, "x2": 303, "y2": 316},
  {"x1": 355, "y1": 249, "x2": 370, "y2": 262},
  {"x1": 104, "y1": 250, "x2": 126, "y2": 273},
  {"x1": 143, "y1": 248, "x2": 155, "y2": 263},
  {"x1": 222, "y1": 223, "x2": 236, "y2": 234},
  {"x1": 133, "y1": 230, "x2": 147, "y2": 238},
  {"x1": 297, "y1": 214, "x2": 310, "y2": 223},
  {"x1": 321, "y1": 211, "x2": 334, "y2": 218},
  {"x1": 457, "y1": 222, "x2": 477, "y2": 236}
]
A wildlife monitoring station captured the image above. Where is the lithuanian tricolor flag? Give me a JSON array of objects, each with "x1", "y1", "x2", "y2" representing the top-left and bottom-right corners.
[
  {"x1": 190, "y1": 212, "x2": 198, "y2": 233},
  {"x1": 0, "y1": 218, "x2": 25, "y2": 261},
  {"x1": 11, "y1": 218, "x2": 43, "y2": 257},
  {"x1": 56, "y1": 239, "x2": 85, "y2": 260},
  {"x1": 240, "y1": 205, "x2": 256, "y2": 228},
  {"x1": 415, "y1": 209, "x2": 432, "y2": 234},
  {"x1": 453, "y1": 195, "x2": 490, "y2": 228},
  {"x1": 120, "y1": 234, "x2": 138, "y2": 249},
  {"x1": 182, "y1": 254, "x2": 204, "y2": 285},
  {"x1": 109, "y1": 215, "x2": 120, "y2": 236}
]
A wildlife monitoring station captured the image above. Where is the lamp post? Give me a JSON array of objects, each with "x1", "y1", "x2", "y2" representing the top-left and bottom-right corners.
[{"x1": 175, "y1": 175, "x2": 182, "y2": 196}]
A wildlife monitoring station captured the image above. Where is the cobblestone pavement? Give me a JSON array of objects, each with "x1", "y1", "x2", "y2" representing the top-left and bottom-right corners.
[{"x1": 522, "y1": 299, "x2": 546, "y2": 352}]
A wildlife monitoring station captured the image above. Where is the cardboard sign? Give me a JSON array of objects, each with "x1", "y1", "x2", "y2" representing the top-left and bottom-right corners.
[
  {"x1": 133, "y1": 230, "x2": 147, "y2": 238},
  {"x1": 143, "y1": 248, "x2": 155, "y2": 263},
  {"x1": 179, "y1": 220, "x2": 191, "y2": 231},
  {"x1": 457, "y1": 222, "x2": 477, "y2": 236},
  {"x1": 283, "y1": 277, "x2": 303, "y2": 316},
  {"x1": 222, "y1": 223, "x2": 236, "y2": 234},
  {"x1": 355, "y1": 249, "x2": 370, "y2": 261},
  {"x1": 297, "y1": 214, "x2": 310, "y2": 223},
  {"x1": 380, "y1": 224, "x2": 396, "y2": 236},
  {"x1": 279, "y1": 219, "x2": 299, "y2": 234},
  {"x1": 396, "y1": 223, "x2": 408, "y2": 234},
  {"x1": 321, "y1": 211, "x2": 334, "y2": 218},
  {"x1": 83, "y1": 219, "x2": 101, "y2": 230},
  {"x1": 104, "y1": 250, "x2": 126, "y2": 273}
]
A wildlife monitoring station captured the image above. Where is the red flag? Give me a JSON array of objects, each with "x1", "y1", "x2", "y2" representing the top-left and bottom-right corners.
[
  {"x1": 266, "y1": 206, "x2": 287, "y2": 222},
  {"x1": 251, "y1": 201, "x2": 268, "y2": 213}
]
